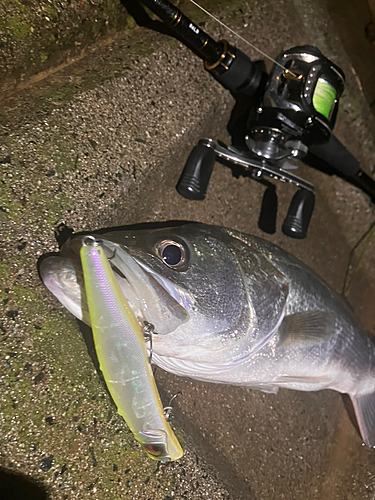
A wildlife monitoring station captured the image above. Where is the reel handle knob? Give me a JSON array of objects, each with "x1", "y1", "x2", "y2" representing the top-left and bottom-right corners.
[
  {"x1": 176, "y1": 145, "x2": 216, "y2": 200},
  {"x1": 258, "y1": 184, "x2": 278, "y2": 234},
  {"x1": 282, "y1": 189, "x2": 315, "y2": 239}
]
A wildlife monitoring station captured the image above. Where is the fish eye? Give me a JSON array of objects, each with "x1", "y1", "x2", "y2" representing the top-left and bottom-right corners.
[{"x1": 155, "y1": 240, "x2": 188, "y2": 270}]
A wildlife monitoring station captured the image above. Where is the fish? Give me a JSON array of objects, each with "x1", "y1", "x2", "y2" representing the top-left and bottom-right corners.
[
  {"x1": 79, "y1": 235, "x2": 183, "y2": 461},
  {"x1": 39, "y1": 222, "x2": 375, "y2": 447}
]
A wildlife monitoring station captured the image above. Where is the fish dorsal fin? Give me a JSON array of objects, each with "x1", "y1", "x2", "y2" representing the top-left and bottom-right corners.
[{"x1": 277, "y1": 311, "x2": 335, "y2": 347}]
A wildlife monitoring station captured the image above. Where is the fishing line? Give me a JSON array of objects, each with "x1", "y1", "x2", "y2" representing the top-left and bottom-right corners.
[
  {"x1": 343, "y1": 221, "x2": 375, "y2": 297},
  {"x1": 187, "y1": 0, "x2": 298, "y2": 77}
]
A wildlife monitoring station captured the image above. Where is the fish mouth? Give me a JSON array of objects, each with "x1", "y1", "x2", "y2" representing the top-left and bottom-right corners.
[
  {"x1": 39, "y1": 236, "x2": 190, "y2": 335},
  {"x1": 39, "y1": 255, "x2": 90, "y2": 324}
]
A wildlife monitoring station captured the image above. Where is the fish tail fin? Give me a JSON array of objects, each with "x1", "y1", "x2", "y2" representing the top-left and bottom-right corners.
[{"x1": 351, "y1": 391, "x2": 375, "y2": 447}]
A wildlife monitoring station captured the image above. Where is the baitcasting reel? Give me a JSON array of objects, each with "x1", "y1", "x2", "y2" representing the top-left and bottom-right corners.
[
  {"x1": 178, "y1": 45, "x2": 346, "y2": 238},
  {"x1": 137, "y1": 0, "x2": 375, "y2": 239}
]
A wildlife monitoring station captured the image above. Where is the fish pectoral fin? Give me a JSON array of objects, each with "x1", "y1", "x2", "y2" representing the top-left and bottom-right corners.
[
  {"x1": 277, "y1": 311, "x2": 335, "y2": 347},
  {"x1": 247, "y1": 384, "x2": 279, "y2": 394},
  {"x1": 275, "y1": 375, "x2": 331, "y2": 384},
  {"x1": 351, "y1": 391, "x2": 375, "y2": 447}
]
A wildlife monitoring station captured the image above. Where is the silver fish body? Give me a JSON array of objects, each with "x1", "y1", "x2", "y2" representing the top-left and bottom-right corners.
[{"x1": 40, "y1": 223, "x2": 375, "y2": 446}]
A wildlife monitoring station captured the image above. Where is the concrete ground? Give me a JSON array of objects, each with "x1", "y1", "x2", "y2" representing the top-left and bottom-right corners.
[
  {"x1": 1, "y1": 0, "x2": 375, "y2": 499},
  {"x1": 322, "y1": 0, "x2": 375, "y2": 110}
]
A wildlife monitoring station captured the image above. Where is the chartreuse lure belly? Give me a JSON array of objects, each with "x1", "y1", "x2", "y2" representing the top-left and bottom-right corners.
[{"x1": 80, "y1": 237, "x2": 183, "y2": 462}]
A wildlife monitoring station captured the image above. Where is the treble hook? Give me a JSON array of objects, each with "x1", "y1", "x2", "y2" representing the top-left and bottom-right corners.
[
  {"x1": 163, "y1": 391, "x2": 182, "y2": 421},
  {"x1": 106, "y1": 247, "x2": 117, "y2": 261},
  {"x1": 143, "y1": 321, "x2": 158, "y2": 364}
]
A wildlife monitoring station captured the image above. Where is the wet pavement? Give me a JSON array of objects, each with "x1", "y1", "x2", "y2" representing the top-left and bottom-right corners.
[{"x1": 1, "y1": 0, "x2": 375, "y2": 498}]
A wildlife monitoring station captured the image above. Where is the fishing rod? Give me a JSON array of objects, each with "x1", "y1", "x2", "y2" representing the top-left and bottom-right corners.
[{"x1": 135, "y1": 0, "x2": 375, "y2": 239}]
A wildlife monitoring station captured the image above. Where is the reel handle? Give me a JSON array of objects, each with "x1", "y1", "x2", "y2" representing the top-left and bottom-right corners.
[
  {"x1": 258, "y1": 185, "x2": 278, "y2": 234},
  {"x1": 176, "y1": 144, "x2": 216, "y2": 200},
  {"x1": 282, "y1": 189, "x2": 315, "y2": 239}
]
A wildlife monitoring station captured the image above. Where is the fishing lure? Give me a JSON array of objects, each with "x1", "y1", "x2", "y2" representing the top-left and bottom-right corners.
[{"x1": 80, "y1": 236, "x2": 183, "y2": 462}]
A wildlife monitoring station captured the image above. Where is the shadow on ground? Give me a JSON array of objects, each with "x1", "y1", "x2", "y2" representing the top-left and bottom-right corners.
[{"x1": 0, "y1": 468, "x2": 50, "y2": 500}]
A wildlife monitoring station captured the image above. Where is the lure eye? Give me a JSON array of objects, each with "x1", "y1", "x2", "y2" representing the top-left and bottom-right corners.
[
  {"x1": 155, "y1": 240, "x2": 188, "y2": 270},
  {"x1": 145, "y1": 444, "x2": 162, "y2": 457},
  {"x1": 144, "y1": 442, "x2": 170, "y2": 460}
]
